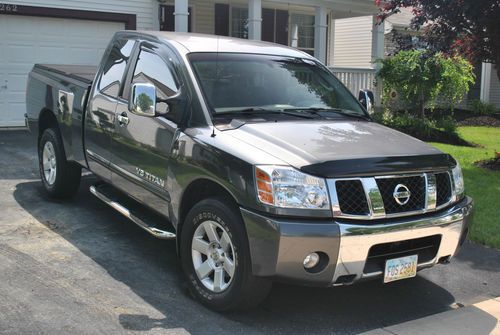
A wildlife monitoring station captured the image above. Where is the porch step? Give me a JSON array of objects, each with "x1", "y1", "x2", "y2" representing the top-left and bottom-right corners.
[{"x1": 89, "y1": 183, "x2": 176, "y2": 240}]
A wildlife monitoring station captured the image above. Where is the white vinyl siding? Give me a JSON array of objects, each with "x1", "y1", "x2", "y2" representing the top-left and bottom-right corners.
[
  {"x1": 490, "y1": 67, "x2": 500, "y2": 108},
  {"x1": 193, "y1": 0, "x2": 215, "y2": 34},
  {"x1": 4, "y1": 0, "x2": 157, "y2": 30},
  {"x1": 330, "y1": 15, "x2": 373, "y2": 68}
]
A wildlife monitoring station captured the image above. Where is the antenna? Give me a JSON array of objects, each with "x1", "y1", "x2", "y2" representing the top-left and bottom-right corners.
[{"x1": 211, "y1": 36, "x2": 220, "y2": 138}]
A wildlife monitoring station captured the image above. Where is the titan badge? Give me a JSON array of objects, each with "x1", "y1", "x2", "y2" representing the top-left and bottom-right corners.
[{"x1": 135, "y1": 167, "x2": 165, "y2": 188}]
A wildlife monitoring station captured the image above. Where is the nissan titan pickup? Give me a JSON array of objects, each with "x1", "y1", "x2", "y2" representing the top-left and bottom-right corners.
[{"x1": 25, "y1": 31, "x2": 474, "y2": 311}]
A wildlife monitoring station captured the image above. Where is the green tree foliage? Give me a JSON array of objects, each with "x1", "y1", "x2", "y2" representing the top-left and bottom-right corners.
[
  {"x1": 377, "y1": 0, "x2": 500, "y2": 80},
  {"x1": 137, "y1": 93, "x2": 154, "y2": 113},
  {"x1": 378, "y1": 50, "x2": 475, "y2": 117}
]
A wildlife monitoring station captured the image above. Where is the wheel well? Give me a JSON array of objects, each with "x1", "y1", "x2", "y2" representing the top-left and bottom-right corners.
[
  {"x1": 38, "y1": 109, "x2": 58, "y2": 142},
  {"x1": 178, "y1": 179, "x2": 238, "y2": 235}
]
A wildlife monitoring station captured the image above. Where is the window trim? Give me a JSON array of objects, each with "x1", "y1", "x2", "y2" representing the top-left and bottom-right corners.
[
  {"x1": 121, "y1": 42, "x2": 182, "y2": 103},
  {"x1": 97, "y1": 39, "x2": 138, "y2": 101}
]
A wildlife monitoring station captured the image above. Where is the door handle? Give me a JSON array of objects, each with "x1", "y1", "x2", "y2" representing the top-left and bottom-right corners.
[{"x1": 117, "y1": 112, "x2": 129, "y2": 126}]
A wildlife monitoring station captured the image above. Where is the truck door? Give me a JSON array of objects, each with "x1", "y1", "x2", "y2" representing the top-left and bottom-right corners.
[
  {"x1": 110, "y1": 43, "x2": 182, "y2": 216},
  {"x1": 84, "y1": 38, "x2": 136, "y2": 182}
]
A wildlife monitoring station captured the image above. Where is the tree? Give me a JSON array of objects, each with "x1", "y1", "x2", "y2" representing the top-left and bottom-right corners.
[
  {"x1": 378, "y1": 50, "x2": 475, "y2": 117},
  {"x1": 376, "y1": 0, "x2": 500, "y2": 80},
  {"x1": 136, "y1": 93, "x2": 154, "y2": 113}
]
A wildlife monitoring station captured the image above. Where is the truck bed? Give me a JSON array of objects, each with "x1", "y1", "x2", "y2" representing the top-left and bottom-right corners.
[
  {"x1": 27, "y1": 63, "x2": 98, "y2": 168},
  {"x1": 34, "y1": 64, "x2": 97, "y2": 85}
]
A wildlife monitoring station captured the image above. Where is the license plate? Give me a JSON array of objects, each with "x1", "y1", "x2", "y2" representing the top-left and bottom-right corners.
[{"x1": 384, "y1": 255, "x2": 418, "y2": 283}]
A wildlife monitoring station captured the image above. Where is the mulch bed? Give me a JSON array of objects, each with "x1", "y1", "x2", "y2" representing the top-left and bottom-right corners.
[
  {"x1": 458, "y1": 116, "x2": 500, "y2": 127},
  {"x1": 475, "y1": 156, "x2": 500, "y2": 171}
]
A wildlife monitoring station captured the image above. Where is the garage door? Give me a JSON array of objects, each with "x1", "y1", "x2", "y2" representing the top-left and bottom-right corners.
[{"x1": 0, "y1": 15, "x2": 125, "y2": 127}]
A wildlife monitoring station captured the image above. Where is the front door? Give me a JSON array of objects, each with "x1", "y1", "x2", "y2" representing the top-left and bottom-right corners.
[{"x1": 110, "y1": 44, "x2": 182, "y2": 216}]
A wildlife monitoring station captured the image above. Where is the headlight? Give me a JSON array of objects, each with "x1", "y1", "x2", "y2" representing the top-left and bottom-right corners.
[
  {"x1": 255, "y1": 165, "x2": 330, "y2": 209},
  {"x1": 451, "y1": 162, "x2": 465, "y2": 200}
]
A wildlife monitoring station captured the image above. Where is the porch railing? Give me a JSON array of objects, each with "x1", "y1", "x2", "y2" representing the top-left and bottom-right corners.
[{"x1": 330, "y1": 67, "x2": 377, "y2": 97}]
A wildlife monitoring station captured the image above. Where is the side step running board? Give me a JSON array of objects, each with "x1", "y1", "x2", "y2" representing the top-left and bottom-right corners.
[{"x1": 90, "y1": 184, "x2": 176, "y2": 240}]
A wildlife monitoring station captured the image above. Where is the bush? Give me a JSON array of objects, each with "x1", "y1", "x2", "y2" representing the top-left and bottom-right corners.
[
  {"x1": 469, "y1": 99, "x2": 497, "y2": 115},
  {"x1": 436, "y1": 116, "x2": 458, "y2": 133},
  {"x1": 375, "y1": 112, "x2": 472, "y2": 146},
  {"x1": 386, "y1": 114, "x2": 436, "y2": 138},
  {"x1": 377, "y1": 50, "x2": 475, "y2": 118}
]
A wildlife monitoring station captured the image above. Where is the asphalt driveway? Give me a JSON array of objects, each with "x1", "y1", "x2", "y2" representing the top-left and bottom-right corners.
[{"x1": 1, "y1": 129, "x2": 499, "y2": 335}]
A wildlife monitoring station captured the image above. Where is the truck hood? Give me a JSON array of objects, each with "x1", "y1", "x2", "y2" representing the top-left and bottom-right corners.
[{"x1": 224, "y1": 120, "x2": 454, "y2": 178}]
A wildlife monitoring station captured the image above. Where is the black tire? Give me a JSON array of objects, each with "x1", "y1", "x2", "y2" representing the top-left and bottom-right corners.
[
  {"x1": 38, "y1": 128, "x2": 81, "y2": 199},
  {"x1": 180, "y1": 197, "x2": 272, "y2": 312}
]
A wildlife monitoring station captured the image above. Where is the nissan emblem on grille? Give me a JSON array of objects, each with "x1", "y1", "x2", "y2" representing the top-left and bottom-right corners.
[{"x1": 393, "y1": 184, "x2": 411, "y2": 205}]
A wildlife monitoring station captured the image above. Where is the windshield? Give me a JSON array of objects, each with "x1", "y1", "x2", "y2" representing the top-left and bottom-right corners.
[{"x1": 188, "y1": 53, "x2": 366, "y2": 116}]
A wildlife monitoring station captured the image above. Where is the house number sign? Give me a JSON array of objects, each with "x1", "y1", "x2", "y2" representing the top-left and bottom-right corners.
[{"x1": 0, "y1": 3, "x2": 19, "y2": 12}]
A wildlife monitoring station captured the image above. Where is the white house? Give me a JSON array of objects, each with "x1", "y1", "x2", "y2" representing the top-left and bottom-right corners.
[
  {"x1": 331, "y1": 10, "x2": 500, "y2": 109},
  {"x1": 0, "y1": 0, "x2": 383, "y2": 127}
]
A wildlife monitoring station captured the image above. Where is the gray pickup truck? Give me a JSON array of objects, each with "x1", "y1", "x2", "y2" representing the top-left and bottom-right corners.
[{"x1": 26, "y1": 31, "x2": 473, "y2": 311}]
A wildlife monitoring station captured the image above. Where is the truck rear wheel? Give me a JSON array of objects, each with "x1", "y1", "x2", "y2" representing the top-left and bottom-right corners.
[
  {"x1": 38, "y1": 128, "x2": 81, "y2": 199},
  {"x1": 180, "y1": 198, "x2": 272, "y2": 312}
]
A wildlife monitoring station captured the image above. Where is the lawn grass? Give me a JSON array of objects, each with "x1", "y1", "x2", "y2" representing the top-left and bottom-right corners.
[{"x1": 429, "y1": 127, "x2": 500, "y2": 249}]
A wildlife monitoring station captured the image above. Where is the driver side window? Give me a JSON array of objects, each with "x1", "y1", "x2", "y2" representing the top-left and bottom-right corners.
[{"x1": 132, "y1": 49, "x2": 178, "y2": 114}]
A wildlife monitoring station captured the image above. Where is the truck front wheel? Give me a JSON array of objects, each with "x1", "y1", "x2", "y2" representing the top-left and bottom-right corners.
[
  {"x1": 180, "y1": 198, "x2": 272, "y2": 312},
  {"x1": 38, "y1": 128, "x2": 81, "y2": 199}
]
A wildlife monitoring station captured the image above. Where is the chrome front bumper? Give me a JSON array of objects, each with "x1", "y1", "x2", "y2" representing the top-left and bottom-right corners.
[
  {"x1": 241, "y1": 196, "x2": 473, "y2": 286},
  {"x1": 332, "y1": 196, "x2": 473, "y2": 285}
]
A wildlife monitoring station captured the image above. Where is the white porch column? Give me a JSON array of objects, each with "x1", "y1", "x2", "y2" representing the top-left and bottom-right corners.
[
  {"x1": 314, "y1": 6, "x2": 328, "y2": 64},
  {"x1": 174, "y1": 0, "x2": 189, "y2": 33},
  {"x1": 248, "y1": 0, "x2": 262, "y2": 40},
  {"x1": 371, "y1": 16, "x2": 385, "y2": 109},
  {"x1": 327, "y1": 17, "x2": 335, "y2": 67},
  {"x1": 480, "y1": 62, "x2": 492, "y2": 103}
]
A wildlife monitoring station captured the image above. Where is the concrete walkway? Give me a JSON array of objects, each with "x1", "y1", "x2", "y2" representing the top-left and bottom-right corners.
[{"x1": 361, "y1": 297, "x2": 500, "y2": 335}]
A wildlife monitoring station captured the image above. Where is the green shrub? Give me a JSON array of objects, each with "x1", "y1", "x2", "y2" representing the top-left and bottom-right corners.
[
  {"x1": 436, "y1": 116, "x2": 458, "y2": 133},
  {"x1": 375, "y1": 112, "x2": 468, "y2": 145},
  {"x1": 379, "y1": 113, "x2": 435, "y2": 138},
  {"x1": 377, "y1": 50, "x2": 475, "y2": 118},
  {"x1": 469, "y1": 99, "x2": 497, "y2": 115}
]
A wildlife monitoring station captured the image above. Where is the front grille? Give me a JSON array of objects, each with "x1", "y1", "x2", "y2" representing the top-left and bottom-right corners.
[
  {"x1": 376, "y1": 176, "x2": 426, "y2": 214},
  {"x1": 336, "y1": 180, "x2": 369, "y2": 215},
  {"x1": 363, "y1": 235, "x2": 442, "y2": 274},
  {"x1": 330, "y1": 170, "x2": 454, "y2": 220},
  {"x1": 436, "y1": 172, "x2": 452, "y2": 207}
]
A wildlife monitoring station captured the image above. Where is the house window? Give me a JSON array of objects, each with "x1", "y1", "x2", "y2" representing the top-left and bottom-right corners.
[
  {"x1": 213, "y1": 4, "x2": 316, "y2": 55},
  {"x1": 290, "y1": 13, "x2": 315, "y2": 56},
  {"x1": 262, "y1": 8, "x2": 288, "y2": 45},
  {"x1": 231, "y1": 7, "x2": 248, "y2": 39}
]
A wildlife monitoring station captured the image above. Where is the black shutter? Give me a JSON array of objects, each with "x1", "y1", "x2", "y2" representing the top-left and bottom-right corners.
[
  {"x1": 262, "y1": 8, "x2": 275, "y2": 43},
  {"x1": 214, "y1": 3, "x2": 229, "y2": 36},
  {"x1": 275, "y1": 10, "x2": 289, "y2": 45},
  {"x1": 160, "y1": 5, "x2": 192, "y2": 32},
  {"x1": 160, "y1": 5, "x2": 175, "y2": 31}
]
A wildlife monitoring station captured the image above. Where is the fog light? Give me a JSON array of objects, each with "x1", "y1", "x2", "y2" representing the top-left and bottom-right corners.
[{"x1": 303, "y1": 252, "x2": 320, "y2": 269}]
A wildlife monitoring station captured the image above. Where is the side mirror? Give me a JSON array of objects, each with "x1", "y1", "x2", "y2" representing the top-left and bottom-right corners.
[
  {"x1": 358, "y1": 89, "x2": 374, "y2": 114},
  {"x1": 130, "y1": 83, "x2": 156, "y2": 117}
]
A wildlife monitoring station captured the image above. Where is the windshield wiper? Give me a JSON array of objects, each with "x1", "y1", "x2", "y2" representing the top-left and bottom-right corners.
[
  {"x1": 283, "y1": 107, "x2": 371, "y2": 121},
  {"x1": 216, "y1": 107, "x2": 316, "y2": 119}
]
